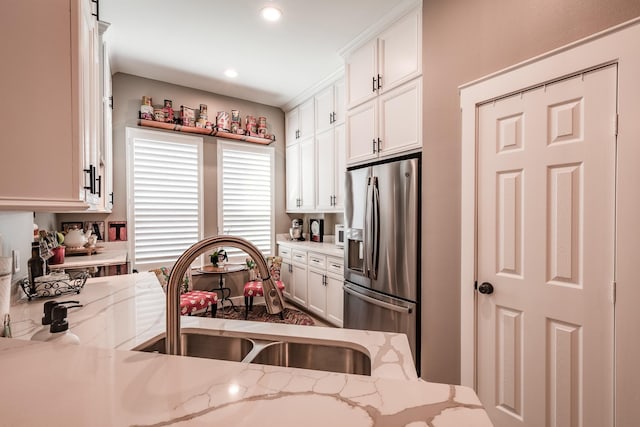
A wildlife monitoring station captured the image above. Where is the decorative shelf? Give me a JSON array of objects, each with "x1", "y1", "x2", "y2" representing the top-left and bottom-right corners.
[{"x1": 138, "y1": 119, "x2": 275, "y2": 145}]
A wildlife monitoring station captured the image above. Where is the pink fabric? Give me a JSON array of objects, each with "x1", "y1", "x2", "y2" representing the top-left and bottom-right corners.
[
  {"x1": 243, "y1": 280, "x2": 285, "y2": 297},
  {"x1": 180, "y1": 290, "x2": 218, "y2": 315}
]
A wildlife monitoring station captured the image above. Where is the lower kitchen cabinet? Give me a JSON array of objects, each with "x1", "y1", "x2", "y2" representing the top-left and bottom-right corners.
[
  {"x1": 291, "y1": 250, "x2": 308, "y2": 307},
  {"x1": 325, "y1": 257, "x2": 344, "y2": 327}
]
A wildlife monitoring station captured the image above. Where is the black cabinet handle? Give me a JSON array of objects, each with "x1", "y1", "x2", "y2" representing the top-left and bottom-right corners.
[
  {"x1": 83, "y1": 167, "x2": 92, "y2": 192},
  {"x1": 372, "y1": 76, "x2": 377, "y2": 92},
  {"x1": 109, "y1": 192, "x2": 114, "y2": 205},
  {"x1": 372, "y1": 139, "x2": 377, "y2": 154},
  {"x1": 377, "y1": 74, "x2": 382, "y2": 90},
  {"x1": 96, "y1": 174, "x2": 102, "y2": 197}
]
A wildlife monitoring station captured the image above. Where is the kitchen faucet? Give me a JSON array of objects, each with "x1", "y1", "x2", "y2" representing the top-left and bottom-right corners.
[{"x1": 165, "y1": 235, "x2": 285, "y2": 355}]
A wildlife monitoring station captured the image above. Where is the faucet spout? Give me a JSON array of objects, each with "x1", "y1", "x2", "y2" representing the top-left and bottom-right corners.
[{"x1": 165, "y1": 235, "x2": 284, "y2": 355}]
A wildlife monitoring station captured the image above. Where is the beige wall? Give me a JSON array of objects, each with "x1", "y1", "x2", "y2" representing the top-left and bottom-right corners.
[
  {"x1": 60, "y1": 72, "x2": 290, "y2": 268},
  {"x1": 420, "y1": 0, "x2": 640, "y2": 384}
]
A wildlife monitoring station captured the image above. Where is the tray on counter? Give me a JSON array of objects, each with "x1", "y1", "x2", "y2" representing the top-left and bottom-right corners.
[
  {"x1": 19, "y1": 271, "x2": 90, "y2": 301},
  {"x1": 64, "y1": 246, "x2": 105, "y2": 256}
]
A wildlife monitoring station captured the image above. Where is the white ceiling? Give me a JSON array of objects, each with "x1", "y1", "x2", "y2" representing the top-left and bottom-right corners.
[{"x1": 101, "y1": 0, "x2": 410, "y2": 108}]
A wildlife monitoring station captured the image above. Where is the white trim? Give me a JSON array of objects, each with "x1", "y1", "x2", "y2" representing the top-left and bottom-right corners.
[
  {"x1": 459, "y1": 18, "x2": 640, "y2": 391},
  {"x1": 337, "y1": 0, "x2": 422, "y2": 58},
  {"x1": 281, "y1": 67, "x2": 344, "y2": 112}
]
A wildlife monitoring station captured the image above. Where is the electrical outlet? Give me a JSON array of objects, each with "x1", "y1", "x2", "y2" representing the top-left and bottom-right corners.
[{"x1": 12, "y1": 250, "x2": 19, "y2": 273}]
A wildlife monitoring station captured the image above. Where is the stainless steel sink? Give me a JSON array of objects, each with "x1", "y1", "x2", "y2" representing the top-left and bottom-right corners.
[
  {"x1": 134, "y1": 330, "x2": 371, "y2": 376},
  {"x1": 249, "y1": 341, "x2": 371, "y2": 376},
  {"x1": 134, "y1": 332, "x2": 254, "y2": 362}
]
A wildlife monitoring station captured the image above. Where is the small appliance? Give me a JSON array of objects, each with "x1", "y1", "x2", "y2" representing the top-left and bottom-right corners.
[
  {"x1": 335, "y1": 224, "x2": 345, "y2": 247},
  {"x1": 289, "y1": 218, "x2": 304, "y2": 241},
  {"x1": 309, "y1": 219, "x2": 324, "y2": 242}
]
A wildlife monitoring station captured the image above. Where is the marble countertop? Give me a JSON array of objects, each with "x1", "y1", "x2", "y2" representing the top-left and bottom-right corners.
[
  {"x1": 277, "y1": 235, "x2": 343, "y2": 258},
  {"x1": 50, "y1": 248, "x2": 128, "y2": 269},
  {"x1": 2, "y1": 273, "x2": 493, "y2": 426}
]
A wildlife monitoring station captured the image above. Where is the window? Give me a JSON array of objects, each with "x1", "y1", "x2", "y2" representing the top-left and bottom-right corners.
[
  {"x1": 126, "y1": 128, "x2": 203, "y2": 271},
  {"x1": 218, "y1": 141, "x2": 275, "y2": 261}
]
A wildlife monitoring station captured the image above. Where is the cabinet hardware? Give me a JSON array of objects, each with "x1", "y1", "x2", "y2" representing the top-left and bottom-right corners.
[
  {"x1": 377, "y1": 74, "x2": 382, "y2": 90},
  {"x1": 96, "y1": 174, "x2": 102, "y2": 197},
  {"x1": 109, "y1": 192, "x2": 114, "y2": 205},
  {"x1": 377, "y1": 137, "x2": 382, "y2": 152},
  {"x1": 91, "y1": 0, "x2": 99, "y2": 20},
  {"x1": 329, "y1": 113, "x2": 333, "y2": 125},
  {"x1": 372, "y1": 76, "x2": 377, "y2": 92},
  {"x1": 109, "y1": 95, "x2": 113, "y2": 109},
  {"x1": 372, "y1": 138, "x2": 377, "y2": 154}
]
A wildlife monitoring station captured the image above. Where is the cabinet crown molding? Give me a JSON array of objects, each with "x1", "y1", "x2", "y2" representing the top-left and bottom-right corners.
[{"x1": 282, "y1": 67, "x2": 344, "y2": 112}]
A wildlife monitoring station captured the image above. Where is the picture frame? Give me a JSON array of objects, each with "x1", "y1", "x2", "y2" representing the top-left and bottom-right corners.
[
  {"x1": 84, "y1": 221, "x2": 106, "y2": 241},
  {"x1": 61, "y1": 221, "x2": 84, "y2": 233},
  {"x1": 108, "y1": 221, "x2": 128, "y2": 241}
]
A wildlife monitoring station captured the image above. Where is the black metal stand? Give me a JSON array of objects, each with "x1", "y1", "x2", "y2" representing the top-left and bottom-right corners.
[{"x1": 211, "y1": 274, "x2": 238, "y2": 312}]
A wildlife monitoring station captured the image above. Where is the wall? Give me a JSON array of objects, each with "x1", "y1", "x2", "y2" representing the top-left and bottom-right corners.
[
  {"x1": 420, "y1": 0, "x2": 640, "y2": 384},
  {"x1": 0, "y1": 212, "x2": 33, "y2": 303},
  {"x1": 59, "y1": 72, "x2": 289, "y2": 270}
]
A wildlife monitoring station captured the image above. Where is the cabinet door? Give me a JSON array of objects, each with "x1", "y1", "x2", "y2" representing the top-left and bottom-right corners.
[
  {"x1": 297, "y1": 98, "x2": 315, "y2": 141},
  {"x1": 326, "y1": 274, "x2": 344, "y2": 327},
  {"x1": 0, "y1": 0, "x2": 88, "y2": 211},
  {"x1": 315, "y1": 85, "x2": 334, "y2": 134},
  {"x1": 345, "y1": 38, "x2": 377, "y2": 109},
  {"x1": 346, "y1": 100, "x2": 377, "y2": 165},
  {"x1": 298, "y1": 137, "x2": 316, "y2": 210},
  {"x1": 333, "y1": 123, "x2": 346, "y2": 210},
  {"x1": 333, "y1": 79, "x2": 346, "y2": 125},
  {"x1": 100, "y1": 35, "x2": 113, "y2": 212},
  {"x1": 285, "y1": 143, "x2": 301, "y2": 211},
  {"x1": 378, "y1": 78, "x2": 422, "y2": 158},
  {"x1": 378, "y1": 8, "x2": 421, "y2": 94},
  {"x1": 292, "y1": 263, "x2": 308, "y2": 307},
  {"x1": 280, "y1": 260, "x2": 293, "y2": 299},
  {"x1": 315, "y1": 128, "x2": 335, "y2": 211},
  {"x1": 307, "y1": 268, "x2": 327, "y2": 318},
  {"x1": 285, "y1": 108, "x2": 298, "y2": 147}
]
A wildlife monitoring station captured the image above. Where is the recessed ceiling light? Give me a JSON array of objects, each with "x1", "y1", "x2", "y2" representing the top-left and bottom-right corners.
[
  {"x1": 261, "y1": 6, "x2": 282, "y2": 22},
  {"x1": 224, "y1": 69, "x2": 238, "y2": 78}
]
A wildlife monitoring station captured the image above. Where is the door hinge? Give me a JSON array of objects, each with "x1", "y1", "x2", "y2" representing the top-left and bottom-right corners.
[
  {"x1": 611, "y1": 281, "x2": 617, "y2": 304},
  {"x1": 474, "y1": 280, "x2": 478, "y2": 291}
]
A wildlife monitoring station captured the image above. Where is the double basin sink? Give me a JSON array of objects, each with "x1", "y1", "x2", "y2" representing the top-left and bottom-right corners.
[{"x1": 133, "y1": 329, "x2": 372, "y2": 376}]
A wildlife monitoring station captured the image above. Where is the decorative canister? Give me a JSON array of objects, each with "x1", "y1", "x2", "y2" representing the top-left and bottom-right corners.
[
  {"x1": 245, "y1": 115, "x2": 257, "y2": 134},
  {"x1": 153, "y1": 108, "x2": 165, "y2": 121},
  {"x1": 199, "y1": 104, "x2": 208, "y2": 121},
  {"x1": 142, "y1": 96, "x2": 152, "y2": 106},
  {"x1": 231, "y1": 122, "x2": 239, "y2": 133},
  {"x1": 140, "y1": 104, "x2": 154, "y2": 120},
  {"x1": 231, "y1": 109, "x2": 240, "y2": 123},
  {"x1": 258, "y1": 116, "x2": 267, "y2": 128},
  {"x1": 163, "y1": 100, "x2": 174, "y2": 123},
  {"x1": 217, "y1": 111, "x2": 230, "y2": 131}
]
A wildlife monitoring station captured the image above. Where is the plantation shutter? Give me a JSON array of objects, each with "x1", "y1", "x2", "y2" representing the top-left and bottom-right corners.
[
  {"x1": 219, "y1": 142, "x2": 274, "y2": 260},
  {"x1": 128, "y1": 129, "x2": 203, "y2": 270}
]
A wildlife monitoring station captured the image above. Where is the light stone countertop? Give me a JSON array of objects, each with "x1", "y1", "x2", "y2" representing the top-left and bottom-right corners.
[
  {"x1": 276, "y1": 234, "x2": 344, "y2": 258},
  {"x1": 1, "y1": 272, "x2": 493, "y2": 426}
]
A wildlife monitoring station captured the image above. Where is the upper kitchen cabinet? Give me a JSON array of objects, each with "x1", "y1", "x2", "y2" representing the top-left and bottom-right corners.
[
  {"x1": 286, "y1": 137, "x2": 315, "y2": 212},
  {"x1": 97, "y1": 20, "x2": 113, "y2": 212},
  {"x1": 314, "y1": 79, "x2": 345, "y2": 134},
  {"x1": 285, "y1": 98, "x2": 314, "y2": 146},
  {"x1": 345, "y1": 7, "x2": 421, "y2": 110},
  {"x1": 0, "y1": 0, "x2": 105, "y2": 211}
]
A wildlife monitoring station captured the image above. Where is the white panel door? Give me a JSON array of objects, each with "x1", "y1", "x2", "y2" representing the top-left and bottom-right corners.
[
  {"x1": 315, "y1": 85, "x2": 334, "y2": 134},
  {"x1": 292, "y1": 264, "x2": 307, "y2": 307},
  {"x1": 285, "y1": 108, "x2": 298, "y2": 147},
  {"x1": 307, "y1": 268, "x2": 326, "y2": 318},
  {"x1": 326, "y1": 273, "x2": 344, "y2": 327},
  {"x1": 476, "y1": 65, "x2": 616, "y2": 427},
  {"x1": 297, "y1": 98, "x2": 315, "y2": 141},
  {"x1": 285, "y1": 143, "x2": 300, "y2": 211},
  {"x1": 378, "y1": 8, "x2": 421, "y2": 94},
  {"x1": 299, "y1": 137, "x2": 315, "y2": 211},
  {"x1": 281, "y1": 260, "x2": 292, "y2": 300},
  {"x1": 333, "y1": 123, "x2": 346, "y2": 210},
  {"x1": 334, "y1": 79, "x2": 346, "y2": 125},
  {"x1": 315, "y1": 128, "x2": 335, "y2": 211}
]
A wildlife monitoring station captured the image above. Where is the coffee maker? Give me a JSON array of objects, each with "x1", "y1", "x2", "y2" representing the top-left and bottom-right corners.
[{"x1": 289, "y1": 218, "x2": 304, "y2": 241}]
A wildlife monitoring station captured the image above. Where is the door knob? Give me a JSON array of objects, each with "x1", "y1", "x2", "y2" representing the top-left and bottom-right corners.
[{"x1": 478, "y1": 282, "x2": 494, "y2": 294}]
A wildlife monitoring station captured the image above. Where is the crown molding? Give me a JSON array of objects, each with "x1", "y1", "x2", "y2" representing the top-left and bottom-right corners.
[{"x1": 281, "y1": 66, "x2": 345, "y2": 111}]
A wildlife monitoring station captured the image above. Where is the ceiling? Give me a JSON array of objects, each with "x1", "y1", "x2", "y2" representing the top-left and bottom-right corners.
[{"x1": 101, "y1": 0, "x2": 410, "y2": 108}]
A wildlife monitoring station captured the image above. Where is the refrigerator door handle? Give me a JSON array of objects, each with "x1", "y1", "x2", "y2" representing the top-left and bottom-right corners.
[
  {"x1": 371, "y1": 176, "x2": 380, "y2": 280},
  {"x1": 363, "y1": 176, "x2": 373, "y2": 278},
  {"x1": 344, "y1": 286, "x2": 411, "y2": 314}
]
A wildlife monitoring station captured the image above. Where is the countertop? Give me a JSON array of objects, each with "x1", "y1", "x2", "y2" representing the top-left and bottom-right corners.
[
  {"x1": 277, "y1": 234, "x2": 343, "y2": 258},
  {"x1": 49, "y1": 248, "x2": 128, "y2": 269},
  {"x1": 2, "y1": 273, "x2": 492, "y2": 426}
]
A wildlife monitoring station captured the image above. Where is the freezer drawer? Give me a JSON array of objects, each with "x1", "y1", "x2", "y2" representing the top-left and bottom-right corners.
[{"x1": 343, "y1": 282, "x2": 417, "y2": 365}]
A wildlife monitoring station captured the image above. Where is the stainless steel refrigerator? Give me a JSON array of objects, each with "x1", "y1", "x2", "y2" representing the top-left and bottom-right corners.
[{"x1": 343, "y1": 154, "x2": 420, "y2": 372}]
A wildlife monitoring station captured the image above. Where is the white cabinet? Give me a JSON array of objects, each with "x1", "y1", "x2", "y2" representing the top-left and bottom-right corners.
[
  {"x1": 345, "y1": 8, "x2": 421, "y2": 110},
  {"x1": 346, "y1": 78, "x2": 422, "y2": 165},
  {"x1": 315, "y1": 80, "x2": 345, "y2": 134},
  {"x1": 286, "y1": 137, "x2": 315, "y2": 212},
  {"x1": 316, "y1": 124, "x2": 345, "y2": 211},
  {"x1": 97, "y1": 21, "x2": 113, "y2": 212},
  {"x1": 326, "y1": 256, "x2": 344, "y2": 327},
  {"x1": 0, "y1": 0, "x2": 101, "y2": 211},
  {"x1": 344, "y1": 6, "x2": 422, "y2": 166},
  {"x1": 286, "y1": 98, "x2": 314, "y2": 146},
  {"x1": 278, "y1": 246, "x2": 293, "y2": 299},
  {"x1": 291, "y1": 250, "x2": 308, "y2": 307}
]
